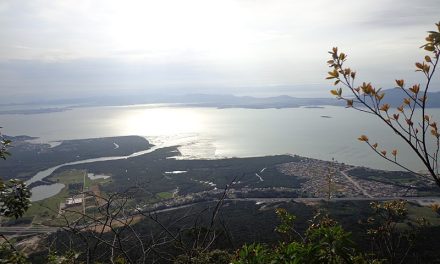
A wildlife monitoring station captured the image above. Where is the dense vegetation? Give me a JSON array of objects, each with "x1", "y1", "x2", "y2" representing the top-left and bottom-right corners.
[{"x1": 0, "y1": 136, "x2": 151, "y2": 181}]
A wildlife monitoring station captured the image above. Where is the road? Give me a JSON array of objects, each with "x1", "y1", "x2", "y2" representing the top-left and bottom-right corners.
[
  {"x1": 140, "y1": 196, "x2": 440, "y2": 216},
  {"x1": 0, "y1": 226, "x2": 59, "y2": 234},
  {"x1": 340, "y1": 170, "x2": 373, "y2": 198},
  {"x1": 83, "y1": 171, "x2": 86, "y2": 214}
]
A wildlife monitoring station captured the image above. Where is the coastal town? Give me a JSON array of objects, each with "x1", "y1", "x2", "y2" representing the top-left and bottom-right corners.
[
  {"x1": 39, "y1": 155, "x2": 439, "y2": 223},
  {"x1": 276, "y1": 157, "x2": 428, "y2": 199}
]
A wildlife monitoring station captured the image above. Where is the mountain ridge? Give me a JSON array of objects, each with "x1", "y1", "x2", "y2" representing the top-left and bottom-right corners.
[{"x1": 1, "y1": 88, "x2": 439, "y2": 113}]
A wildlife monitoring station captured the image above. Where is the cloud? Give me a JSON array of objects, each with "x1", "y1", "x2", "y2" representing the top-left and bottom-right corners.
[{"x1": 0, "y1": 0, "x2": 439, "y2": 101}]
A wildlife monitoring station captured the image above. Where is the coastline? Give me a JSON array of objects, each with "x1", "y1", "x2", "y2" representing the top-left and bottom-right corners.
[{"x1": 17, "y1": 135, "x2": 438, "y2": 202}]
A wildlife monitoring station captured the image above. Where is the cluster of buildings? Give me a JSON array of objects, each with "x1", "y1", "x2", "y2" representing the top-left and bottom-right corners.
[
  {"x1": 354, "y1": 175, "x2": 418, "y2": 197},
  {"x1": 276, "y1": 158, "x2": 422, "y2": 198},
  {"x1": 59, "y1": 195, "x2": 84, "y2": 212},
  {"x1": 277, "y1": 159, "x2": 362, "y2": 198}
]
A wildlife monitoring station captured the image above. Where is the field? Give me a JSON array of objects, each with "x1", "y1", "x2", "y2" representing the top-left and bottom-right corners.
[{"x1": 22, "y1": 169, "x2": 110, "y2": 225}]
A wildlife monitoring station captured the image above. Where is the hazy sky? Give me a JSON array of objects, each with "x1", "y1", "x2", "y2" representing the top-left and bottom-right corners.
[{"x1": 0, "y1": 0, "x2": 439, "y2": 102}]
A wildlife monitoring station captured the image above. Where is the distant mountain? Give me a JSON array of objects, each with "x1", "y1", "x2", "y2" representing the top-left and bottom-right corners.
[
  {"x1": 63, "y1": 93, "x2": 343, "y2": 109},
  {"x1": 2, "y1": 89, "x2": 439, "y2": 113},
  {"x1": 52, "y1": 90, "x2": 440, "y2": 109},
  {"x1": 163, "y1": 94, "x2": 341, "y2": 109},
  {"x1": 378, "y1": 88, "x2": 440, "y2": 108},
  {"x1": 0, "y1": 93, "x2": 342, "y2": 111}
]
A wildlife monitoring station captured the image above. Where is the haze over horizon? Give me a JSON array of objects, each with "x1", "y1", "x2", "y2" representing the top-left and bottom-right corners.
[{"x1": 1, "y1": 0, "x2": 439, "y2": 104}]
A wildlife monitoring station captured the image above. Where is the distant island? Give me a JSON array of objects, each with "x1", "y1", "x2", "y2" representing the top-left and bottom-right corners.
[
  {"x1": 0, "y1": 107, "x2": 70, "y2": 115},
  {"x1": 1, "y1": 88, "x2": 440, "y2": 115}
]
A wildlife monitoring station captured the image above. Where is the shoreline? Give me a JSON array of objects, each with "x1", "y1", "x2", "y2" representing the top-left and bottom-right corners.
[
  {"x1": 10, "y1": 134, "x2": 426, "y2": 185},
  {"x1": 22, "y1": 137, "x2": 435, "y2": 202}
]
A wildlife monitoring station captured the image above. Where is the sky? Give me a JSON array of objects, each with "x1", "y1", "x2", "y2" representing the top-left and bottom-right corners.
[{"x1": 0, "y1": 0, "x2": 439, "y2": 103}]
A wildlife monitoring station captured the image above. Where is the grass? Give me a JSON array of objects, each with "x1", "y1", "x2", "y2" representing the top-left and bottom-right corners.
[
  {"x1": 51, "y1": 170, "x2": 91, "y2": 192},
  {"x1": 24, "y1": 187, "x2": 69, "y2": 224},
  {"x1": 156, "y1": 191, "x2": 173, "y2": 199},
  {"x1": 24, "y1": 169, "x2": 110, "y2": 225}
]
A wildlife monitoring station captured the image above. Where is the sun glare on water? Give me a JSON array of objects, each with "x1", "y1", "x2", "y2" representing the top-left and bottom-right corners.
[{"x1": 118, "y1": 107, "x2": 205, "y2": 136}]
